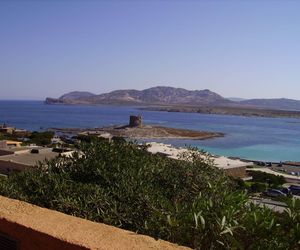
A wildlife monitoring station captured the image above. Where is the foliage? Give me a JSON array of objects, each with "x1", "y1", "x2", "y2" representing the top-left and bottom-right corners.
[
  {"x1": 0, "y1": 174, "x2": 7, "y2": 182},
  {"x1": 0, "y1": 139, "x2": 299, "y2": 249},
  {"x1": 27, "y1": 131, "x2": 55, "y2": 146},
  {"x1": 247, "y1": 170, "x2": 285, "y2": 187},
  {"x1": 0, "y1": 132, "x2": 19, "y2": 141},
  {"x1": 248, "y1": 181, "x2": 267, "y2": 193}
]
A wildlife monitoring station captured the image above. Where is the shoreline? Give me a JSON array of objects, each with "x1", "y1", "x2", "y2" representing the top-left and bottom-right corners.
[
  {"x1": 43, "y1": 100, "x2": 300, "y2": 119},
  {"x1": 50, "y1": 125, "x2": 300, "y2": 166},
  {"x1": 139, "y1": 105, "x2": 300, "y2": 119}
]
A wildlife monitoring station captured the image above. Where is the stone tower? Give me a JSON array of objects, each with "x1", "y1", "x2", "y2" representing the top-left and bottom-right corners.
[{"x1": 129, "y1": 115, "x2": 143, "y2": 127}]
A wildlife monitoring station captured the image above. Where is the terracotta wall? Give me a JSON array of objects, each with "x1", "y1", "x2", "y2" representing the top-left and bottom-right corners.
[{"x1": 0, "y1": 196, "x2": 189, "y2": 250}]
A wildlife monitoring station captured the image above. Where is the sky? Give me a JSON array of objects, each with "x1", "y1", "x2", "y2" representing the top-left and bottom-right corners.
[{"x1": 1, "y1": 0, "x2": 300, "y2": 100}]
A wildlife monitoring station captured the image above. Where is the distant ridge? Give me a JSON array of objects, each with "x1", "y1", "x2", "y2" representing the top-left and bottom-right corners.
[
  {"x1": 227, "y1": 97, "x2": 247, "y2": 102},
  {"x1": 45, "y1": 86, "x2": 300, "y2": 111},
  {"x1": 45, "y1": 86, "x2": 232, "y2": 106},
  {"x1": 240, "y1": 98, "x2": 300, "y2": 111}
]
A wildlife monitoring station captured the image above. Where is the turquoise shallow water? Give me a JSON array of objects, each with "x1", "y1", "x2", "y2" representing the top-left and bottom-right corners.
[{"x1": 1, "y1": 101, "x2": 300, "y2": 162}]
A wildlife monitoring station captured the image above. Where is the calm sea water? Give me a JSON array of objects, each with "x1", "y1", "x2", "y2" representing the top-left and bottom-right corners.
[{"x1": 1, "y1": 100, "x2": 300, "y2": 162}]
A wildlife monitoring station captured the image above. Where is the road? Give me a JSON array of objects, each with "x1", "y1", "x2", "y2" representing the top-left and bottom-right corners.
[
  {"x1": 250, "y1": 168, "x2": 300, "y2": 183},
  {"x1": 250, "y1": 198, "x2": 287, "y2": 213}
]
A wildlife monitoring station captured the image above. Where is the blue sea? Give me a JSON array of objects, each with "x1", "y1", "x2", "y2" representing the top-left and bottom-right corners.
[{"x1": 1, "y1": 100, "x2": 300, "y2": 162}]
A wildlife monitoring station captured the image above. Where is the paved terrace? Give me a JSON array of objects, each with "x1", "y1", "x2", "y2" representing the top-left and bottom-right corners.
[
  {"x1": 0, "y1": 148, "x2": 59, "y2": 166},
  {"x1": 0, "y1": 148, "x2": 74, "y2": 175}
]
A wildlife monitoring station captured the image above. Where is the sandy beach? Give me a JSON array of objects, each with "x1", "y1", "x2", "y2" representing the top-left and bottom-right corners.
[{"x1": 146, "y1": 142, "x2": 253, "y2": 170}]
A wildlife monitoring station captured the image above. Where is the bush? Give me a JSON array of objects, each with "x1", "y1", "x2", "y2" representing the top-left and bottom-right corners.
[
  {"x1": 28, "y1": 131, "x2": 55, "y2": 146},
  {"x1": 250, "y1": 182, "x2": 267, "y2": 193},
  {"x1": 248, "y1": 170, "x2": 285, "y2": 187},
  {"x1": 0, "y1": 139, "x2": 299, "y2": 249}
]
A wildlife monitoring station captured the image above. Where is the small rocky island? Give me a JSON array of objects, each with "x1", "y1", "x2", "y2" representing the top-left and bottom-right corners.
[{"x1": 51, "y1": 115, "x2": 224, "y2": 140}]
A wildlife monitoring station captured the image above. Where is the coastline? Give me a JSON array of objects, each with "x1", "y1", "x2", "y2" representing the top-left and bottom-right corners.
[
  {"x1": 2, "y1": 101, "x2": 300, "y2": 163},
  {"x1": 44, "y1": 100, "x2": 300, "y2": 119},
  {"x1": 139, "y1": 105, "x2": 300, "y2": 118}
]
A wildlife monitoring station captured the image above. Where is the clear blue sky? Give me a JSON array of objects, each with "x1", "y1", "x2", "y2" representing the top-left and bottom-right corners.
[{"x1": 1, "y1": 0, "x2": 300, "y2": 100}]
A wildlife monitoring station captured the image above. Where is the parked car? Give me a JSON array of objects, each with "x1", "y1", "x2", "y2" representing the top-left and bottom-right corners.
[
  {"x1": 30, "y1": 149, "x2": 39, "y2": 154},
  {"x1": 281, "y1": 187, "x2": 292, "y2": 195},
  {"x1": 263, "y1": 189, "x2": 287, "y2": 198},
  {"x1": 289, "y1": 185, "x2": 300, "y2": 195}
]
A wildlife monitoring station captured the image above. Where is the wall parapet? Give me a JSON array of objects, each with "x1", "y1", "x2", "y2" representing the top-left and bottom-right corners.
[{"x1": 0, "y1": 195, "x2": 189, "y2": 250}]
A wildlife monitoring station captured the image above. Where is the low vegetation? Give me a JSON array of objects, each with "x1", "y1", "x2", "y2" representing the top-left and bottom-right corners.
[
  {"x1": 27, "y1": 131, "x2": 54, "y2": 146},
  {"x1": 0, "y1": 132, "x2": 19, "y2": 141},
  {"x1": 0, "y1": 139, "x2": 299, "y2": 249},
  {"x1": 242, "y1": 171, "x2": 286, "y2": 193},
  {"x1": 248, "y1": 170, "x2": 285, "y2": 187},
  {"x1": 0, "y1": 130, "x2": 54, "y2": 146}
]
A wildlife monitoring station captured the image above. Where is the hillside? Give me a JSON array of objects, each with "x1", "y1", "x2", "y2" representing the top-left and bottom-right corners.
[
  {"x1": 59, "y1": 91, "x2": 96, "y2": 100},
  {"x1": 45, "y1": 91, "x2": 96, "y2": 104},
  {"x1": 45, "y1": 86, "x2": 232, "y2": 106},
  {"x1": 45, "y1": 86, "x2": 300, "y2": 112}
]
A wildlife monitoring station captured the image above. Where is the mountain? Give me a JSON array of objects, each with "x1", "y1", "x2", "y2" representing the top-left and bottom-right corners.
[
  {"x1": 240, "y1": 98, "x2": 300, "y2": 111},
  {"x1": 45, "y1": 91, "x2": 96, "y2": 104},
  {"x1": 45, "y1": 86, "x2": 232, "y2": 106},
  {"x1": 45, "y1": 87, "x2": 300, "y2": 111},
  {"x1": 59, "y1": 91, "x2": 96, "y2": 100}
]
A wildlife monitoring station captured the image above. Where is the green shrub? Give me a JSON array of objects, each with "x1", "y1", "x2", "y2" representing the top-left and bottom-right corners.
[
  {"x1": 27, "y1": 131, "x2": 55, "y2": 146},
  {"x1": 0, "y1": 139, "x2": 299, "y2": 249},
  {"x1": 250, "y1": 182, "x2": 267, "y2": 193},
  {"x1": 248, "y1": 170, "x2": 285, "y2": 187}
]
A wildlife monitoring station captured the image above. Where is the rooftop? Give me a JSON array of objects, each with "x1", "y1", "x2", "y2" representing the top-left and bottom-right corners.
[{"x1": 0, "y1": 148, "x2": 60, "y2": 166}]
